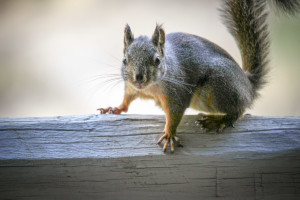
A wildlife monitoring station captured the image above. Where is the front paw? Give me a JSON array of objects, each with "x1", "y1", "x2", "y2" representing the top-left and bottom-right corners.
[
  {"x1": 157, "y1": 131, "x2": 183, "y2": 153},
  {"x1": 97, "y1": 107, "x2": 122, "y2": 114}
]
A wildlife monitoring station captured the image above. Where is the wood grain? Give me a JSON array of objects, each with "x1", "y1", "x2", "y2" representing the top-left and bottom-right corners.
[{"x1": 0, "y1": 114, "x2": 300, "y2": 199}]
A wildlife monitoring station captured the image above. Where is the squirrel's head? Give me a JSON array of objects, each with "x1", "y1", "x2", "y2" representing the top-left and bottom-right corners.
[{"x1": 121, "y1": 24, "x2": 165, "y2": 90}]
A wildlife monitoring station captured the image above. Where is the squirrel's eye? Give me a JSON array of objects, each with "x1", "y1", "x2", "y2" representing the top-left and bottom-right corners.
[
  {"x1": 154, "y1": 57, "x2": 160, "y2": 66},
  {"x1": 122, "y1": 57, "x2": 127, "y2": 65}
]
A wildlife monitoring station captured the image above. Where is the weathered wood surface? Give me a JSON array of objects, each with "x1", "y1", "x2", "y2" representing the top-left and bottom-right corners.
[{"x1": 0, "y1": 114, "x2": 300, "y2": 199}]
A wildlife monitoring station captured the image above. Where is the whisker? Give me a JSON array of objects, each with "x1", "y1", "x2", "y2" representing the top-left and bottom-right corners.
[
  {"x1": 76, "y1": 73, "x2": 123, "y2": 87},
  {"x1": 106, "y1": 79, "x2": 124, "y2": 92},
  {"x1": 84, "y1": 76, "x2": 124, "y2": 106},
  {"x1": 98, "y1": 61, "x2": 121, "y2": 70},
  {"x1": 108, "y1": 54, "x2": 122, "y2": 63}
]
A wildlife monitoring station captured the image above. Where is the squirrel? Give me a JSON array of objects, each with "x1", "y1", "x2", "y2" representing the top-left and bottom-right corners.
[{"x1": 98, "y1": 0, "x2": 300, "y2": 152}]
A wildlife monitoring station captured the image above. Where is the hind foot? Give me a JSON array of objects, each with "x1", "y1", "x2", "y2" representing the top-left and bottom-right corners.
[{"x1": 197, "y1": 113, "x2": 235, "y2": 132}]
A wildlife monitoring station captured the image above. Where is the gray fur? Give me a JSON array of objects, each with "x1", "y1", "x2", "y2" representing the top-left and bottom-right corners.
[
  {"x1": 120, "y1": 0, "x2": 299, "y2": 129},
  {"x1": 221, "y1": 0, "x2": 270, "y2": 98},
  {"x1": 164, "y1": 33, "x2": 253, "y2": 122}
]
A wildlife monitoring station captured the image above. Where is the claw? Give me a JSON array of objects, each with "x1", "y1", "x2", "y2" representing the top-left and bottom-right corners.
[
  {"x1": 98, "y1": 107, "x2": 123, "y2": 115},
  {"x1": 98, "y1": 108, "x2": 105, "y2": 114},
  {"x1": 157, "y1": 132, "x2": 182, "y2": 152},
  {"x1": 157, "y1": 133, "x2": 166, "y2": 145},
  {"x1": 163, "y1": 139, "x2": 169, "y2": 152},
  {"x1": 97, "y1": 107, "x2": 111, "y2": 114},
  {"x1": 170, "y1": 138, "x2": 175, "y2": 153},
  {"x1": 108, "y1": 108, "x2": 114, "y2": 114}
]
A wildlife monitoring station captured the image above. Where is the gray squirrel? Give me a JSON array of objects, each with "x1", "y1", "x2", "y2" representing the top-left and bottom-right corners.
[{"x1": 99, "y1": 0, "x2": 300, "y2": 152}]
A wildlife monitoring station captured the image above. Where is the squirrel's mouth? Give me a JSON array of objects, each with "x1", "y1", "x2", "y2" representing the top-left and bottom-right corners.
[
  {"x1": 135, "y1": 83, "x2": 146, "y2": 90},
  {"x1": 132, "y1": 82, "x2": 149, "y2": 90}
]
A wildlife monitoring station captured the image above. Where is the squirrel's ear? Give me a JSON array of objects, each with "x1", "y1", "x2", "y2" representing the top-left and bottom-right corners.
[
  {"x1": 124, "y1": 24, "x2": 134, "y2": 54},
  {"x1": 152, "y1": 24, "x2": 165, "y2": 55}
]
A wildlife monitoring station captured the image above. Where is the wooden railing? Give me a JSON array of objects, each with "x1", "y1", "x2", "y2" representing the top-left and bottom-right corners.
[{"x1": 0, "y1": 114, "x2": 300, "y2": 199}]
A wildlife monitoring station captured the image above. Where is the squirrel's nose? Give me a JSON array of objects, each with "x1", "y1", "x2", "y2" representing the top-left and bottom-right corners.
[{"x1": 135, "y1": 74, "x2": 144, "y2": 83}]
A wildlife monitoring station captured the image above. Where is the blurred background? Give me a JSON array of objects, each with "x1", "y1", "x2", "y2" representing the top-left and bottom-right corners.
[{"x1": 0, "y1": 0, "x2": 299, "y2": 118}]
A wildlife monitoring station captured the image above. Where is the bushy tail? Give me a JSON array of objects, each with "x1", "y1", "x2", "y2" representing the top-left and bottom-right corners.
[{"x1": 221, "y1": 0, "x2": 300, "y2": 98}]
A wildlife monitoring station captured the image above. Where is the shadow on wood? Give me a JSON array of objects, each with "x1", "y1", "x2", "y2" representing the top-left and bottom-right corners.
[{"x1": 0, "y1": 114, "x2": 300, "y2": 199}]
